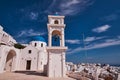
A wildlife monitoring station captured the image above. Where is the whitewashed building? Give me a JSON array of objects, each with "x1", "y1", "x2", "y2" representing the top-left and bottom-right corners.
[{"x1": 0, "y1": 15, "x2": 67, "y2": 78}]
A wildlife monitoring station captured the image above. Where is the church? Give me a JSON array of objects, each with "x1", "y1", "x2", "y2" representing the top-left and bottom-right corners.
[{"x1": 0, "y1": 15, "x2": 67, "y2": 77}]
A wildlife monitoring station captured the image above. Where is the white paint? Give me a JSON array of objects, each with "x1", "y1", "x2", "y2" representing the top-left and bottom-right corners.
[{"x1": 0, "y1": 15, "x2": 68, "y2": 78}]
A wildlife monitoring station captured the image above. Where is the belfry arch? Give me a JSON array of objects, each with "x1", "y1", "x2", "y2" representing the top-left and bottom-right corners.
[
  {"x1": 4, "y1": 50, "x2": 16, "y2": 72},
  {"x1": 52, "y1": 30, "x2": 61, "y2": 46},
  {"x1": 54, "y1": 20, "x2": 59, "y2": 24}
]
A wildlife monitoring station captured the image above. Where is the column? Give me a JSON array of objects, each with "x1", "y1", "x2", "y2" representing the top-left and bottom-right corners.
[
  {"x1": 48, "y1": 33, "x2": 52, "y2": 47},
  {"x1": 60, "y1": 36, "x2": 62, "y2": 46},
  {"x1": 62, "y1": 19, "x2": 64, "y2": 24},
  {"x1": 61, "y1": 29, "x2": 65, "y2": 47},
  {"x1": 48, "y1": 52, "x2": 52, "y2": 77},
  {"x1": 61, "y1": 52, "x2": 66, "y2": 77}
]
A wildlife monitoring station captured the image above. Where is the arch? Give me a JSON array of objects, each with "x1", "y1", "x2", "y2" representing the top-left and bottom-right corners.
[
  {"x1": 4, "y1": 50, "x2": 16, "y2": 72},
  {"x1": 41, "y1": 43, "x2": 43, "y2": 47},
  {"x1": 52, "y1": 30, "x2": 61, "y2": 46},
  {"x1": 34, "y1": 43, "x2": 37, "y2": 47},
  {"x1": 54, "y1": 20, "x2": 59, "y2": 24},
  {"x1": 52, "y1": 30, "x2": 61, "y2": 36}
]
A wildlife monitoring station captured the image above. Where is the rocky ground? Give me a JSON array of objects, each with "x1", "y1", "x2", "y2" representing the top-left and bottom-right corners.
[{"x1": 0, "y1": 71, "x2": 75, "y2": 80}]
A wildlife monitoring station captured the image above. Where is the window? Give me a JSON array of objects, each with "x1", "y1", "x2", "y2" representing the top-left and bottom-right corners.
[
  {"x1": 35, "y1": 43, "x2": 37, "y2": 47},
  {"x1": 28, "y1": 50, "x2": 32, "y2": 54},
  {"x1": 54, "y1": 20, "x2": 59, "y2": 24},
  {"x1": 41, "y1": 43, "x2": 43, "y2": 47}
]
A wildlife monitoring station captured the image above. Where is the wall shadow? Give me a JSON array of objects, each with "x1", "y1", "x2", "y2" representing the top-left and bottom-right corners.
[{"x1": 14, "y1": 71, "x2": 46, "y2": 77}]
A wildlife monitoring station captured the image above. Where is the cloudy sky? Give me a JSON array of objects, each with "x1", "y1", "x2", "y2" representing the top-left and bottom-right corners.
[{"x1": 0, "y1": 0, "x2": 120, "y2": 65}]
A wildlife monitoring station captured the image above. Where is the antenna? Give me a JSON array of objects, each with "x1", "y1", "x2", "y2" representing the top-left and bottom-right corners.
[{"x1": 82, "y1": 33, "x2": 88, "y2": 63}]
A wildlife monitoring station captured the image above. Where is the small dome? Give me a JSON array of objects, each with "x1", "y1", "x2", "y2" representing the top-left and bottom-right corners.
[
  {"x1": 31, "y1": 36, "x2": 46, "y2": 42},
  {"x1": 54, "y1": 12, "x2": 59, "y2": 16}
]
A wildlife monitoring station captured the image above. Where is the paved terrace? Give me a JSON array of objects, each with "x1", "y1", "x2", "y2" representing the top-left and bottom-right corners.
[{"x1": 0, "y1": 71, "x2": 75, "y2": 80}]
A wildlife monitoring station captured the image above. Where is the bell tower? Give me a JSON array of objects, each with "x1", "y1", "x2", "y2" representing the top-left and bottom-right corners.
[{"x1": 47, "y1": 15, "x2": 67, "y2": 77}]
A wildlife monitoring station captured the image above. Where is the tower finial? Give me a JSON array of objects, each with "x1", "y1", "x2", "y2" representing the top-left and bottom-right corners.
[{"x1": 55, "y1": 12, "x2": 59, "y2": 16}]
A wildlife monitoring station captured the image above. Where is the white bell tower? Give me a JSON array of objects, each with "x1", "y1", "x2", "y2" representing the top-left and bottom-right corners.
[{"x1": 47, "y1": 15, "x2": 67, "y2": 77}]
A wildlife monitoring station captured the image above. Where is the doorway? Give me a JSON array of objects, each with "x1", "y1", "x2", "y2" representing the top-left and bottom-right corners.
[
  {"x1": 26, "y1": 60, "x2": 31, "y2": 70},
  {"x1": 5, "y1": 50, "x2": 16, "y2": 72}
]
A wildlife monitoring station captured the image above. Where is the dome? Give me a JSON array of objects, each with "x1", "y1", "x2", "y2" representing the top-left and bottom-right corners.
[{"x1": 31, "y1": 36, "x2": 46, "y2": 42}]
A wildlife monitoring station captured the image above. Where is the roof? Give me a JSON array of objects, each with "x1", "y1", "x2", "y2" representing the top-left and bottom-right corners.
[{"x1": 31, "y1": 36, "x2": 46, "y2": 42}]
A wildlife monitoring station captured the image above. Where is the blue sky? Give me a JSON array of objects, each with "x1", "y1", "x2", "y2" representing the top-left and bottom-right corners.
[{"x1": 0, "y1": 0, "x2": 120, "y2": 65}]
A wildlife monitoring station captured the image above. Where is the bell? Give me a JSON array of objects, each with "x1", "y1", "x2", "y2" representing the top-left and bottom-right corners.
[{"x1": 54, "y1": 36, "x2": 58, "y2": 41}]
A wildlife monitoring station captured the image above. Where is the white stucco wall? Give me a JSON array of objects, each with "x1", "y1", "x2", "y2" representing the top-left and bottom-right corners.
[
  {"x1": 30, "y1": 41, "x2": 47, "y2": 49},
  {"x1": 47, "y1": 47, "x2": 67, "y2": 78},
  {"x1": 0, "y1": 25, "x2": 16, "y2": 45},
  {"x1": 20, "y1": 45, "x2": 39, "y2": 71},
  {"x1": 0, "y1": 45, "x2": 20, "y2": 73},
  {"x1": 19, "y1": 42, "x2": 47, "y2": 71}
]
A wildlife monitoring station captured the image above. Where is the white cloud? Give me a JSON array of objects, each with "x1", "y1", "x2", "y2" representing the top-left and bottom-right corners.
[
  {"x1": 66, "y1": 39, "x2": 80, "y2": 44},
  {"x1": 118, "y1": 36, "x2": 120, "y2": 39},
  {"x1": 101, "y1": 10, "x2": 120, "y2": 22},
  {"x1": 85, "y1": 36, "x2": 105, "y2": 42},
  {"x1": 101, "y1": 14, "x2": 118, "y2": 21},
  {"x1": 86, "y1": 39, "x2": 120, "y2": 50},
  {"x1": 60, "y1": 0, "x2": 94, "y2": 16},
  {"x1": 18, "y1": 39, "x2": 28, "y2": 44},
  {"x1": 92, "y1": 25, "x2": 111, "y2": 33},
  {"x1": 105, "y1": 39, "x2": 117, "y2": 43},
  {"x1": 46, "y1": 0, "x2": 94, "y2": 16},
  {"x1": 17, "y1": 29, "x2": 46, "y2": 38},
  {"x1": 67, "y1": 47, "x2": 84, "y2": 54},
  {"x1": 60, "y1": 0, "x2": 80, "y2": 8},
  {"x1": 85, "y1": 37, "x2": 95, "y2": 42},
  {"x1": 67, "y1": 48, "x2": 73, "y2": 52},
  {"x1": 29, "y1": 12, "x2": 38, "y2": 20},
  {"x1": 67, "y1": 38, "x2": 120, "y2": 54},
  {"x1": 65, "y1": 36, "x2": 104, "y2": 45}
]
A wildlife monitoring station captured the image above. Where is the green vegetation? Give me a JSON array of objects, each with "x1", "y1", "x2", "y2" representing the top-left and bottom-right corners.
[{"x1": 14, "y1": 43, "x2": 26, "y2": 49}]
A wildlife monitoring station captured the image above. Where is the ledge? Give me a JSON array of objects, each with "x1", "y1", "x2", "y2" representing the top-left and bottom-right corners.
[
  {"x1": 48, "y1": 15, "x2": 65, "y2": 18},
  {"x1": 46, "y1": 46, "x2": 68, "y2": 50},
  {"x1": 47, "y1": 24, "x2": 66, "y2": 27}
]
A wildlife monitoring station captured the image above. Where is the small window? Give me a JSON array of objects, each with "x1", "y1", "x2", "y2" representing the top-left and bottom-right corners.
[
  {"x1": 54, "y1": 20, "x2": 59, "y2": 24},
  {"x1": 35, "y1": 43, "x2": 37, "y2": 47},
  {"x1": 28, "y1": 50, "x2": 32, "y2": 54},
  {"x1": 41, "y1": 43, "x2": 43, "y2": 47}
]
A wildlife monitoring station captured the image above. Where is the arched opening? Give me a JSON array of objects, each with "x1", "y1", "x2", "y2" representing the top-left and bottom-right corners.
[
  {"x1": 41, "y1": 43, "x2": 43, "y2": 47},
  {"x1": 4, "y1": 50, "x2": 16, "y2": 72},
  {"x1": 52, "y1": 30, "x2": 61, "y2": 46},
  {"x1": 54, "y1": 20, "x2": 59, "y2": 24},
  {"x1": 34, "y1": 43, "x2": 37, "y2": 47}
]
